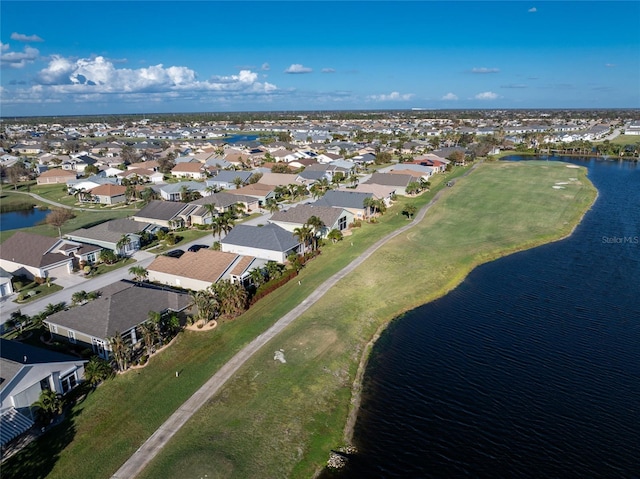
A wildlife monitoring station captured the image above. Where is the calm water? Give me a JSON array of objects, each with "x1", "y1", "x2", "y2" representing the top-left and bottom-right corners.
[
  {"x1": 342, "y1": 157, "x2": 640, "y2": 478},
  {"x1": 0, "y1": 208, "x2": 49, "y2": 231}
]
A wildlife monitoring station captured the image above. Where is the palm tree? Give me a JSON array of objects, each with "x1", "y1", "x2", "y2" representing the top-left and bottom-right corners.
[
  {"x1": 140, "y1": 187, "x2": 158, "y2": 205},
  {"x1": 33, "y1": 389, "x2": 64, "y2": 424},
  {"x1": 116, "y1": 234, "x2": 132, "y2": 257},
  {"x1": 232, "y1": 176, "x2": 244, "y2": 189},
  {"x1": 210, "y1": 280, "x2": 247, "y2": 318},
  {"x1": 139, "y1": 320, "x2": 158, "y2": 357},
  {"x1": 265, "y1": 197, "x2": 280, "y2": 214},
  {"x1": 71, "y1": 290, "x2": 89, "y2": 305},
  {"x1": 202, "y1": 203, "x2": 217, "y2": 225},
  {"x1": 293, "y1": 224, "x2": 313, "y2": 253},
  {"x1": 327, "y1": 229, "x2": 343, "y2": 244},
  {"x1": 189, "y1": 290, "x2": 218, "y2": 326},
  {"x1": 108, "y1": 332, "x2": 130, "y2": 372},
  {"x1": 306, "y1": 215, "x2": 326, "y2": 251},
  {"x1": 264, "y1": 261, "x2": 285, "y2": 281},
  {"x1": 248, "y1": 267, "x2": 266, "y2": 288},
  {"x1": 128, "y1": 266, "x2": 148, "y2": 283},
  {"x1": 211, "y1": 216, "x2": 225, "y2": 239},
  {"x1": 180, "y1": 184, "x2": 192, "y2": 202},
  {"x1": 84, "y1": 356, "x2": 113, "y2": 387}
]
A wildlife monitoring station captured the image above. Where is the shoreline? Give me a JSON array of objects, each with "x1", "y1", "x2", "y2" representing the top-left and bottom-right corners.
[{"x1": 337, "y1": 162, "x2": 598, "y2": 459}]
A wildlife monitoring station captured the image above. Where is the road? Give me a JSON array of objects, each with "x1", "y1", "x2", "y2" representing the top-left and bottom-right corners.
[{"x1": 110, "y1": 164, "x2": 480, "y2": 479}]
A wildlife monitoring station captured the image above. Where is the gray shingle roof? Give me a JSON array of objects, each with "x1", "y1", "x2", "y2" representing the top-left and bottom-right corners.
[
  {"x1": 45, "y1": 281, "x2": 190, "y2": 339},
  {"x1": 312, "y1": 190, "x2": 372, "y2": 209},
  {"x1": 269, "y1": 204, "x2": 343, "y2": 227},
  {"x1": 133, "y1": 200, "x2": 188, "y2": 221},
  {"x1": 67, "y1": 218, "x2": 153, "y2": 244},
  {"x1": 364, "y1": 172, "x2": 414, "y2": 187},
  {"x1": 0, "y1": 231, "x2": 69, "y2": 268},
  {"x1": 221, "y1": 224, "x2": 299, "y2": 252}
]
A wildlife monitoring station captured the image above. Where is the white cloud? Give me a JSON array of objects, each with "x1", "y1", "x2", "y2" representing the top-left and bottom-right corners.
[
  {"x1": 26, "y1": 55, "x2": 278, "y2": 101},
  {"x1": 441, "y1": 92, "x2": 458, "y2": 100},
  {"x1": 368, "y1": 91, "x2": 414, "y2": 101},
  {"x1": 475, "y1": 91, "x2": 499, "y2": 100},
  {"x1": 0, "y1": 44, "x2": 39, "y2": 68},
  {"x1": 261, "y1": 62, "x2": 270, "y2": 71},
  {"x1": 11, "y1": 32, "x2": 44, "y2": 42},
  {"x1": 528, "y1": 7, "x2": 537, "y2": 13},
  {"x1": 0, "y1": 42, "x2": 9, "y2": 52},
  {"x1": 321, "y1": 68, "x2": 336, "y2": 73},
  {"x1": 285, "y1": 63, "x2": 313, "y2": 74},
  {"x1": 471, "y1": 67, "x2": 500, "y2": 74},
  {"x1": 605, "y1": 63, "x2": 616, "y2": 67}
]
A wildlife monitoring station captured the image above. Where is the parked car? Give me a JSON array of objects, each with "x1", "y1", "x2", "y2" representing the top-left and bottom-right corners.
[
  {"x1": 188, "y1": 244, "x2": 208, "y2": 252},
  {"x1": 164, "y1": 249, "x2": 184, "y2": 258}
]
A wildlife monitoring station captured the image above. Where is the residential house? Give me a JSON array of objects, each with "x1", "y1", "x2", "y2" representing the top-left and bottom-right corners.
[
  {"x1": 268, "y1": 204, "x2": 354, "y2": 237},
  {"x1": 118, "y1": 167, "x2": 164, "y2": 184},
  {"x1": 132, "y1": 200, "x2": 191, "y2": 228},
  {"x1": 257, "y1": 172, "x2": 302, "y2": 187},
  {"x1": 147, "y1": 249, "x2": 264, "y2": 291},
  {"x1": 87, "y1": 184, "x2": 127, "y2": 205},
  {"x1": 363, "y1": 172, "x2": 415, "y2": 196},
  {"x1": 0, "y1": 268, "x2": 14, "y2": 298},
  {"x1": 0, "y1": 232, "x2": 101, "y2": 281},
  {"x1": 36, "y1": 168, "x2": 76, "y2": 185},
  {"x1": 351, "y1": 152, "x2": 377, "y2": 165},
  {"x1": 341, "y1": 184, "x2": 396, "y2": 205},
  {"x1": 226, "y1": 183, "x2": 276, "y2": 207},
  {"x1": 44, "y1": 281, "x2": 190, "y2": 360},
  {"x1": 0, "y1": 339, "x2": 86, "y2": 446},
  {"x1": 188, "y1": 192, "x2": 259, "y2": 225},
  {"x1": 65, "y1": 218, "x2": 160, "y2": 255},
  {"x1": 206, "y1": 171, "x2": 253, "y2": 190},
  {"x1": 159, "y1": 181, "x2": 207, "y2": 202},
  {"x1": 171, "y1": 162, "x2": 206, "y2": 180},
  {"x1": 220, "y1": 224, "x2": 302, "y2": 263},
  {"x1": 312, "y1": 190, "x2": 374, "y2": 220}
]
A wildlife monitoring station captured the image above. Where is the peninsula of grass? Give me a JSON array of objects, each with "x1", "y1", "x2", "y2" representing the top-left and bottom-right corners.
[{"x1": 1, "y1": 162, "x2": 596, "y2": 479}]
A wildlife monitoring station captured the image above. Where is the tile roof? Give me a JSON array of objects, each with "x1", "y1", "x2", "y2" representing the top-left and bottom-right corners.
[
  {"x1": 89, "y1": 184, "x2": 127, "y2": 196},
  {"x1": 148, "y1": 249, "x2": 241, "y2": 284},
  {"x1": 38, "y1": 168, "x2": 76, "y2": 178}
]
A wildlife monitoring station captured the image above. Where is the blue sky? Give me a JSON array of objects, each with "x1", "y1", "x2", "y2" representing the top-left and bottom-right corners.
[{"x1": 1, "y1": 1, "x2": 638, "y2": 116}]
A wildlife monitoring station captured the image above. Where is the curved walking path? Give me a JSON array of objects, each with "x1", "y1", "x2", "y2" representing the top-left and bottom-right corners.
[
  {"x1": 111, "y1": 164, "x2": 481, "y2": 479},
  {"x1": 8, "y1": 190, "x2": 139, "y2": 212}
]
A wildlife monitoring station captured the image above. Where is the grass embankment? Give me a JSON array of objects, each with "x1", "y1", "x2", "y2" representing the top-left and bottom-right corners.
[
  {"x1": 1, "y1": 162, "x2": 596, "y2": 479},
  {"x1": 135, "y1": 161, "x2": 596, "y2": 479},
  {"x1": 0, "y1": 187, "x2": 133, "y2": 244}
]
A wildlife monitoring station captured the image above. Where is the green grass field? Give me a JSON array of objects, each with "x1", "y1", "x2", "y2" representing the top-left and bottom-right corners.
[{"x1": 0, "y1": 162, "x2": 596, "y2": 479}]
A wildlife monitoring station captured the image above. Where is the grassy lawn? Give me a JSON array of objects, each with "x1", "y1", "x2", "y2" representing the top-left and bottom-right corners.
[
  {"x1": 149, "y1": 229, "x2": 214, "y2": 253},
  {"x1": 13, "y1": 282, "x2": 64, "y2": 304},
  {"x1": 0, "y1": 206, "x2": 133, "y2": 244},
  {"x1": 0, "y1": 162, "x2": 596, "y2": 479},
  {"x1": 606, "y1": 134, "x2": 640, "y2": 146}
]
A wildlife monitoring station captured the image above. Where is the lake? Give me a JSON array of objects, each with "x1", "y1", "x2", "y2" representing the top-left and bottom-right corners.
[
  {"x1": 340, "y1": 157, "x2": 640, "y2": 478},
  {"x1": 0, "y1": 208, "x2": 50, "y2": 231}
]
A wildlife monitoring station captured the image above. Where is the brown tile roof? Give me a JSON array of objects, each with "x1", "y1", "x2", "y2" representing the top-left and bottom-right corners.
[
  {"x1": 148, "y1": 249, "x2": 240, "y2": 284},
  {"x1": 229, "y1": 255, "x2": 255, "y2": 276},
  {"x1": 89, "y1": 184, "x2": 127, "y2": 196},
  {"x1": 172, "y1": 163, "x2": 204, "y2": 172},
  {"x1": 38, "y1": 169, "x2": 76, "y2": 178}
]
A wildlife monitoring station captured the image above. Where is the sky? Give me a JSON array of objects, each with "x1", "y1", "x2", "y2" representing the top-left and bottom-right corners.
[{"x1": 1, "y1": 1, "x2": 639, "y2": 117}]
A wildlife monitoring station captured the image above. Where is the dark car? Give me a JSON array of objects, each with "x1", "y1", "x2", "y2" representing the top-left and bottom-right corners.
[
  {"x1": 164, "y1": 249, "x2": 184, "y2": 258},
  {"x1": 188, "y1": 244, "x2": 208, "y2": 253}
]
